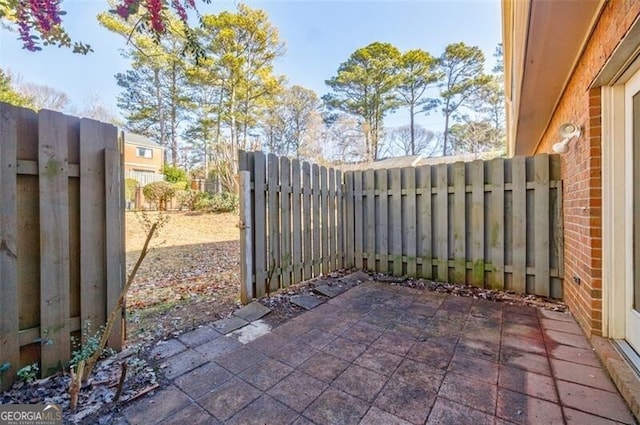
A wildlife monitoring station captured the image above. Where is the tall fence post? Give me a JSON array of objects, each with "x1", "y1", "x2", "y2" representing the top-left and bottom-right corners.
[{"x1": 240, "y1": 170, "x2": 254, "y2": 304}]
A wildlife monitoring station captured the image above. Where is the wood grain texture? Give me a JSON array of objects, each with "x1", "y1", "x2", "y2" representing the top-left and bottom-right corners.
[
  {"x1": 0, "y1": 104, "x2": 20, "y2": 390},
  {"x1": 38, "y1": 110, "x2": 71, "y2": 374}
]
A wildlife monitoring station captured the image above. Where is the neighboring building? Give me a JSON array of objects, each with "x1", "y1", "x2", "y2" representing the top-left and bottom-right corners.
[
  {"x1": 336, "y1": 152, "x2": 502, "y2": 172},
  {"x1": 123, "y1": 133, "x2": 165, "y2": 186},
  {"x1": 503, "y1": 0, "x2": 640, "y2": 414}
]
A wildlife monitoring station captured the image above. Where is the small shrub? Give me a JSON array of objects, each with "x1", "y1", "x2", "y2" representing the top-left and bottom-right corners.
[
  {"x1": 17, "y1": 363, "x2": 38, "y2": 384},
  {"x1": 175, "y1": 189, "x2": 205, "y2": 211},
  {"x1": 143, "y1": 181, "x2": 175, "y2": 210},
  {"x1": 125, "y1": 178, "x2": 139, "y2": 203},
  {"x1": 162, "y1": 165, "x2": 188, "y2": 183},
  {"x1": 195, "y1": 192, "x2": 239, "y2": 213}
]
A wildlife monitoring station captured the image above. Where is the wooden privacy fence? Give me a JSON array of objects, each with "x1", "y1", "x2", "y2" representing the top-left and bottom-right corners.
[
  {"x1": 239, "y1": 150, "x2": 563, "y2": 303},
  {"x1": 0, "y1": 104, "x2": 125, "y2": 389},
  {"x1": 238, "y1": 151, "x2": 344, "y2": 303},
  {"x1": 342, "y1": 154, "x2": 563, "y2": 299}
]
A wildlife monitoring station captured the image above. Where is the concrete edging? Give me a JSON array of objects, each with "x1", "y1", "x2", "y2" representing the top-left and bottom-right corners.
[{"x1": 591, "y1": 336, "x2": 640, "y2": 422}]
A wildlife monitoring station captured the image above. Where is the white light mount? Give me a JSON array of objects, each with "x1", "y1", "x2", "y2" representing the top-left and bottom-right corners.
[{"x1": 552, "y1": 122, "x2": 582, "y2": 154}]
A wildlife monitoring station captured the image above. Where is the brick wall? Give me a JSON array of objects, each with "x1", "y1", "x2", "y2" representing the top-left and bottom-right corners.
[{"x1": 535, "y1": 1, "x2": 640, "y2": 337}]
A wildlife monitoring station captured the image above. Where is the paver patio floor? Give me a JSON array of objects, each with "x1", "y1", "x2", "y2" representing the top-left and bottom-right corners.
[{"x1": 124, "y1": 280, "x2": 637, "y2": 425}]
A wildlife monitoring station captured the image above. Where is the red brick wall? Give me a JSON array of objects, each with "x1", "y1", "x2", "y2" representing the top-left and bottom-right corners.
[{"x1": 535, "y1": 1, "x2": 640, "y2": 336}]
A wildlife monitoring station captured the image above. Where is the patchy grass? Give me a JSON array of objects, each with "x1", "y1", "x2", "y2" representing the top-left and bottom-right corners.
[{"x1": 125, "y1": 211, "x2": 241, "y2": 344}]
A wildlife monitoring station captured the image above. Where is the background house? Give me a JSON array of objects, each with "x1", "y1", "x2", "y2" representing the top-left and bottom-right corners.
[
  {"x1": 123, "y1": 133, "x2": 165, "y2": 186},
  {"x1": 503, "y1": 0, "x2": 640, "y2": 415}
]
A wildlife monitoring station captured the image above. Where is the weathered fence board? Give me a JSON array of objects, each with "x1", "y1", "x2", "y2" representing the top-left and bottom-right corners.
[
  {"x1": 267, "y1": 154, "x2": 280, "y2": 292},
  {"x1": 0, "y1": 105, "x2": 20, "y2": 387},
  {"x1": 534, "y1": 154, "x2": 550, "y2": 296},
  {"x1": 312, "y1": 164, "x2": 321, "y2": 275},
  {"x1": 39, "y1": 110, "x2": 71, "y2": 375},
  {"x1": 377, "y1": 169, "x2": 389, "y2": 273},
  {"x1": 336, "y1": 169, "x2": 344, "y2": 269},
  {"x1": 320, "y1": 167, "x2": 329, "y2": 274},
  {"x1": 512, "y1": 156, "x2": 527, "y2": 293},
  {"x1": 280, "y1": 157, "x2": 292, "y2": 288},
  {"x1": 302, "y1": 162, "x2": 312, "y2": 280},
  {"x1": 418, "y1": 165, "x2": 432, "y2": 279},
  {"x1": 404, "y1": 167, "x2": 417, "y2": 277},
  {"x1": 254, "y1": 152, "x2": 267, "y2": 296},
  {"x1": 328, "y1": 169, "x2": 336, "y2": 271},
  {"x1": 354, "y1": 171, "x2": 364, "y2": 270},
  {"x1": 239, "y1": 150, "x2": 563, "y2": 303},
  {"x1": 469, "y1": 160, "x2": 485, "y2": 286},
  {"x1": 0, "y1": 104, "x2": 124, "y2": 390},
  {"x1": 292, "y1": 159, "x2": 302, "y2": 284}
]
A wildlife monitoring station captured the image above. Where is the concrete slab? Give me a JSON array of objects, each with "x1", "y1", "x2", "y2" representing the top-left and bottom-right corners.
[
  {"x1": 313, "y1": 283, "x2": 348, "y2": 298},
  {"x1": 233, "y1": 301, "x2": 271, "y2": 322},
  {"x1": 211, "y1": 316, "x2": 249, "y2": 334},
  {"x1": 338, "y1": 270, "x2": 371, "y2": 285},
  {"x1": 290, "y1": 294, "x2": 324, "y2": 310}
]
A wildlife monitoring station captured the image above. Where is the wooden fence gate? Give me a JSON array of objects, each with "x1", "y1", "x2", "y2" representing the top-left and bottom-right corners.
[
  {"x1": 239, "y1": 151, "x2": 563, "y2": 303},
  {"x1": 0, "y1": 104, "x2": 125, "y2": 389}
]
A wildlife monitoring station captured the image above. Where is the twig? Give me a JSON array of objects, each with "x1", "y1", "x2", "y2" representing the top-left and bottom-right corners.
[
  {"x1": 82, "y1": 222, "x2": 158, "y2": 381},
  {"x1": 119, "y1": 383, "x2": 159, "y2": 405},
  {"x1": 114, "y1": 362, "x2": 128, "y2": 404}
]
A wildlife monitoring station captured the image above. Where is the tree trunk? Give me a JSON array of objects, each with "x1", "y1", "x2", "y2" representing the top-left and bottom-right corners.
[
  {"x1": 229, "y1": 84, "x2": 237, "y2": 152},
  {"x1": 170, "y1": 62, "x2": 178, "y2": 166},
  {"x1": 443, "y1": 99, "x2": 451, "y2": 156},
  {"x1": 154, "y1": 68, "x2": 166, "y2": 158},
  {"x1": 410, "y1": 104, "x2": 415, "y2": 156}
]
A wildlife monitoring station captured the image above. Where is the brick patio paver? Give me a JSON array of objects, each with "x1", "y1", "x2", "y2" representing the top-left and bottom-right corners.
[
  {"x1": 160, "y1": 348, "x2": 208, "y2": 379},
  {"x1": 177, "y1": 325, "x2": 222, "y2": 347},
  {"x1": 427, "y1": 397, "x2": 495, "y2": 425},
  {"x1": 226, "y1": 395, "x2": 298, "y2": 425},
  {"x1": 438, "y1": 372, "x2": 497, "y2": 414},
  {"x1": 120, "y1": 277, "x2": 637, "y2": 425},
  {"x1": 173, "y1": 362, "x2": 233, "y2": 398},
  {"x1": 267, "y1": 370, "x2": 327, "y2": 412}
]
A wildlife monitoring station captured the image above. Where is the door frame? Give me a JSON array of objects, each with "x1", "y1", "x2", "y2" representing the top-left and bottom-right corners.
[{"x1": 602, "y1": 62, "x2": 640, "y2": 351}]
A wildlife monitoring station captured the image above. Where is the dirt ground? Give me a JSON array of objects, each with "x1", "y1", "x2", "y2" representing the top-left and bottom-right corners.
[{"x1": 125, "y1": 211, "x2": 241, "y2": 345}]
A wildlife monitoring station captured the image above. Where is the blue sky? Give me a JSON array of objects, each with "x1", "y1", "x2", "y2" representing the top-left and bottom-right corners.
[{"x1": 0, "y1": 0, "x2": 502, "y2": 132}]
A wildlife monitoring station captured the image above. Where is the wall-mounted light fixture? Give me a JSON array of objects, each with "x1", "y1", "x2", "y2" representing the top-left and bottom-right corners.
[{"x1": 552, "y1": 122, "x2": 582, "y2": 154}]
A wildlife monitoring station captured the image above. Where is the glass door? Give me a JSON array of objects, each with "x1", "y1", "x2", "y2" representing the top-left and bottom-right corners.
[{"x1": 625, "y1": 71, "x2": 640, "y2": 352}]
